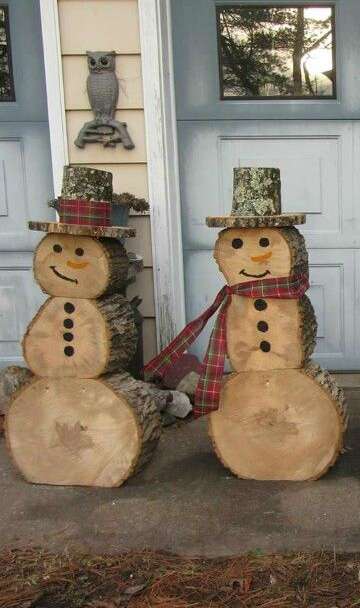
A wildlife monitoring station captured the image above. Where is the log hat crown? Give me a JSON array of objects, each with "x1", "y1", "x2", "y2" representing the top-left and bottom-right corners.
[
  {"x1": 206, "y1": 167, "x2": 306, "y2": 228},
  {"x1": 28, "y1": 165, "x2": 135, "y2": 239}
]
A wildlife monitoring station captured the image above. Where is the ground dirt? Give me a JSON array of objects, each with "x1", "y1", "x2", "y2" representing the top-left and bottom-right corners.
[
  {"x1": 1, "y1": 547, "x2": 360, "y2": 607},
  {"x1": 1, "y1": 388, "x2": 360, "y2": 606}
]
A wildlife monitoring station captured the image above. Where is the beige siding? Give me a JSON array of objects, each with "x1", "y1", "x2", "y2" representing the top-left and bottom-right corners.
[
  {"x1": 58, "y1": 0, "x2": 140, "y2": 54},
  {"x1": 127, "y1": 216, "x2": 153, "y2": 267},
  {"x1": 127, "y1": 269, "x2": 155, "y2": 317},
  {"x1": 88, "y1": 164, "x2": 148, "y2": 200},
  {"x1": 58, "y1": 0, "x2": 157, "y2": 362},
  {"x1": 143, "y1": 318, "x2": 157, "y2": 362}
]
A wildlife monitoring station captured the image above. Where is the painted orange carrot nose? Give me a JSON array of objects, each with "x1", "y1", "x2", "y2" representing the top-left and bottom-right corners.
[
  {"x1": 66, "y1": 260, "x2": 89, "y2": 270},
  {"x1": 251, "y1": 251, "x2": 273, "y2": 263}
]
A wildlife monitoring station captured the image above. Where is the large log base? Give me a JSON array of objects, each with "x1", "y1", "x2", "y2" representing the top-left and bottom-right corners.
[
  {"x1": 6, "y1": 373, "x2": 161, "y2": 487},
  {"x1": 209, "y1": 364, "x2": 347, "y2": 481}
]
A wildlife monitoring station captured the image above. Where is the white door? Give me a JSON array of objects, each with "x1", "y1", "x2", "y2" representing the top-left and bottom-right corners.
[
  {"x1": 0, "y1": 0, "x2": 53, "y2": 367},
  {"x1": 171, "y1": 0, "x2": 360, "y2": 370}
]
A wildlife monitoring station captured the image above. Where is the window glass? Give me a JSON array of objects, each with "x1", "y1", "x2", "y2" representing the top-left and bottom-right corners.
[
  {"x1": 0, "y1": 6, "x2": 15, "y2": 101},
  {"x1": 217, "y1": 5, "x2": 336, "y2": 99}
]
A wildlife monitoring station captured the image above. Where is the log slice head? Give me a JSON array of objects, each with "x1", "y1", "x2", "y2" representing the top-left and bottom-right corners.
[
  {"x1": 34, "y1": 234, "x2": 128, "y2": 298},
  {"x1": 214, "y1": 226, "x2": 308, "y2": 286}
]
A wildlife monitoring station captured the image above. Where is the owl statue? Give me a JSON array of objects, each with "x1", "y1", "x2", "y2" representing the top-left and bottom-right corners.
[
  {"x1": 74, "y1": 50, "x2": 134, "y2": 149},
  {"x1": 86, "y1": 51, "x2": 118, "y2": 121}
]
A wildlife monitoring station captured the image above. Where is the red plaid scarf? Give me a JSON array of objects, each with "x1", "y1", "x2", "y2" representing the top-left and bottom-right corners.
[{"x1": 144, "y1": 274, "x2": 309, "y2": 417}]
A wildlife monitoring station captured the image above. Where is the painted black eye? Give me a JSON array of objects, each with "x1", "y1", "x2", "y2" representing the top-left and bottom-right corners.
[
  {"x1": 232, "y1": 238, "x2": 243, "y2": 249},
  {"x1": 53, "y1": 244, "x2": 62, "y2": 253},
  {"x1": 90, "y1": 58, "x2": 96, "y2": 66},
  {"x1": 259, "y1": 237, "x2": 270, "y2": 247},
  {"x1": 100, "y1": 57, "x2": 108, "y2": 66},
  {"x1": 75, "y1": 248, "x2": 84, "y2": 256}
]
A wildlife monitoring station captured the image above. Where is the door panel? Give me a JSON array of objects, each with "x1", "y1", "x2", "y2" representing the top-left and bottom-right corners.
[
  {"x1": 171, "y1": 0, "x2": 360, "y2": 120},
  {"x1": 0, "y1": 253, "x2": 45, "y2": 366},
  {"x1": 0, "y1": 0, "x2": 48, "y2": 123},
  {"x1": 307, "y1": 250, "x2": 355, "y2": 368},
  {"x1": 172, "y1": 0, "x2": 360, "y2": 370},
  {"x1": 0, "y1": 125, "x2": 53, "y2": 251},
  {"x1": 0, "y1": 1, "x2": 53, "y2": 366},
  {"x1": 179, "y1": 121, "x2": 355, "y2": 250},
  {"x1": 218, "y1": 134, "x2": 346, "y2": 235},
  {"x1": 178, "y1": 119, "x2": 358, "y2": 369}
]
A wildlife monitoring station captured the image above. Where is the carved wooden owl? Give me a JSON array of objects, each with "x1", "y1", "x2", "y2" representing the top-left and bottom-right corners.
[{"x1": 86, "y1": 51, "x2": 118, "y2": 121}]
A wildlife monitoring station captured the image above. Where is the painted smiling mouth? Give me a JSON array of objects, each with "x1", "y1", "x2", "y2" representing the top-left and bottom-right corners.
[
  {"x1": 239, "y1": 269, "x2": 271, "y2": 279},
  {"x1": 50, "y1": 266, "x2": 78, "y2": 284}
]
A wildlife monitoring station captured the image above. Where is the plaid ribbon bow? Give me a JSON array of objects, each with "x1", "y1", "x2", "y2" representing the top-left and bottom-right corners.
[
  {"x1": 144, "y1": 273, "x2": 309, "y2": 417},
  {"x1": 59, "y1": 198, "x2": 111, "y2": 227}
]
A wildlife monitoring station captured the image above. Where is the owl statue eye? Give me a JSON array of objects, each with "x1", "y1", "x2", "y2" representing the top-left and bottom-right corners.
[
  {"x1": 53, "y1": 244, "x2": 62, "y2": 253},
  {"x1": 89, "y1": 58, "x2": 96, "y2": 67},
  {"x1": 75, "y1": 248, "x2": 84, "y2": 257},
  {"x1": 100, "y1": 57, "x2": 109, "y2": 66}
]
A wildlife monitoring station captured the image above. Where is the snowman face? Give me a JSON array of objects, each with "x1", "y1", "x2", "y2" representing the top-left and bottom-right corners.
[
  {"x1": 214, "y1": 228, "x2": 292, "y2": 285},
  {"x1": 34, "y1": 234, "x2": 111, "y2": 298}
]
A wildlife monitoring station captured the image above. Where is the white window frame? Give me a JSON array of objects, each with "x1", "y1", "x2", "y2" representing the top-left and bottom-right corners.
[
  {"x1": 39, "y1": 0, "x2": 68, "y2": 195},
  {"x1": 138, "y1": 0, "x2": 186, "y2": 349},
  {"x1": 40, "y1": 0, "x2": 185, "y2": 351}
]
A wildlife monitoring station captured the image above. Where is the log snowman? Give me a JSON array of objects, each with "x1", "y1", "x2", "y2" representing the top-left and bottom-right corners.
[
  {"x1": 6, "y1": 166, "x2": 161, "y2": 487},
  {"x1": 145, "y1": 167, "x2": 347, "y2": 481}
]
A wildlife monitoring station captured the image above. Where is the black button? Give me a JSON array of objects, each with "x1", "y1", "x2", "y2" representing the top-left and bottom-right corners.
[
  {"x1": 64, "y1": 302, "x2": 75, "y2": 314},
  {"x1": 63, "y1": 332, "x2": 74, "y2": 342},
  {"x1": 260, "y1": 341, "x2": 271, "y2": 352},
  {"x1": 63, "y1": 318, "x2": 74, "y2": 329},
  {"x1": 257, "y1": 321, "x2": 268, "y2": 332},
  {"x1": 64, "y1": 346, "x2": 74, "y2": 357},
  {"x1": 254, "y1": 299, "x2": 267, "y2": 311}
]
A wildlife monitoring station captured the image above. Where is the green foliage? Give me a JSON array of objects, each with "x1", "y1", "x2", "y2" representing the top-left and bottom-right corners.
[
  {"x1": 219, "y1": 6, "x2": 333, "y2": 97},
  {"x1": 0, "y1": 7, "x2": 13, "y2": 99}
]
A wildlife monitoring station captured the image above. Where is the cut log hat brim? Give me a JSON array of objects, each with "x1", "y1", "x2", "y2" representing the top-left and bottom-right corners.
[
  {"x1": 206, "y1": 167, "x2": 306, "y2": 228},
  {"x1": 206, "y1": 213, "x2": 306, "y2": 228},
  {"x1": 29, "y1": 165, "x2": 136, "y2": 238},
  {"x1": 28, "y1": 221, "x2": 135, "y2": 239}
]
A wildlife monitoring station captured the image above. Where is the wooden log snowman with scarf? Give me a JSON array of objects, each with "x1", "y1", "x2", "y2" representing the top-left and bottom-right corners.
[
  {"x1": 6, "y1": 166, "x2": 161, "y2": 487},
  {"x1": 146, "y1": 167, "x2": 347, "y2": 481}
]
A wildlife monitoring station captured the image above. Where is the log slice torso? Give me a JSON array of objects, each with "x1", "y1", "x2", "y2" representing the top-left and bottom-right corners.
[
  {"x1": 226, "y1": 294, "x2": 317, "y2": 371},
  {"x1": 23, "y1": 294, "x2": 137, "y2": 378}
]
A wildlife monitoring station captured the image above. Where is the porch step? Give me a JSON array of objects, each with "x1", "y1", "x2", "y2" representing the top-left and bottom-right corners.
[
  {"x1": 333, "y1": 373, "x2": 360, "y2": 389},
  {"x1": 333, "y1": 373, "x2": 360, "y2": 403}
]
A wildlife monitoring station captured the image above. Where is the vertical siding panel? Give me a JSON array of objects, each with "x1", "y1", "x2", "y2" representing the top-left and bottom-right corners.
[{"x1": 58, "y1": 0, "x2": 156, "y2": 358}]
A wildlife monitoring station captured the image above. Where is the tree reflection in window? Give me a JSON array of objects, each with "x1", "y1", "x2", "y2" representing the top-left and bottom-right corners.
[
  {"x1": 0, "y1": 6, "x2": 14, "y2": 101},
  {"x1": 217, "y1": 6, "x2": 335, "y2": 99}
]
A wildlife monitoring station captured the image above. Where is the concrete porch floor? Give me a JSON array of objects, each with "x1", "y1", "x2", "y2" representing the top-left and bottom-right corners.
[{"x1": 1, "y1": 388, "x2": 360, "y2": 557}]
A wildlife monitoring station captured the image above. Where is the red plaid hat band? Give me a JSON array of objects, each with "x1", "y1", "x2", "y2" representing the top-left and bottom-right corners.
[
  {"x1": 144, "y1": 274, "x2": 309, "y2": 418},
  {"x1": 58, "y1": 198, "x2": 111, "y2": 227}
]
